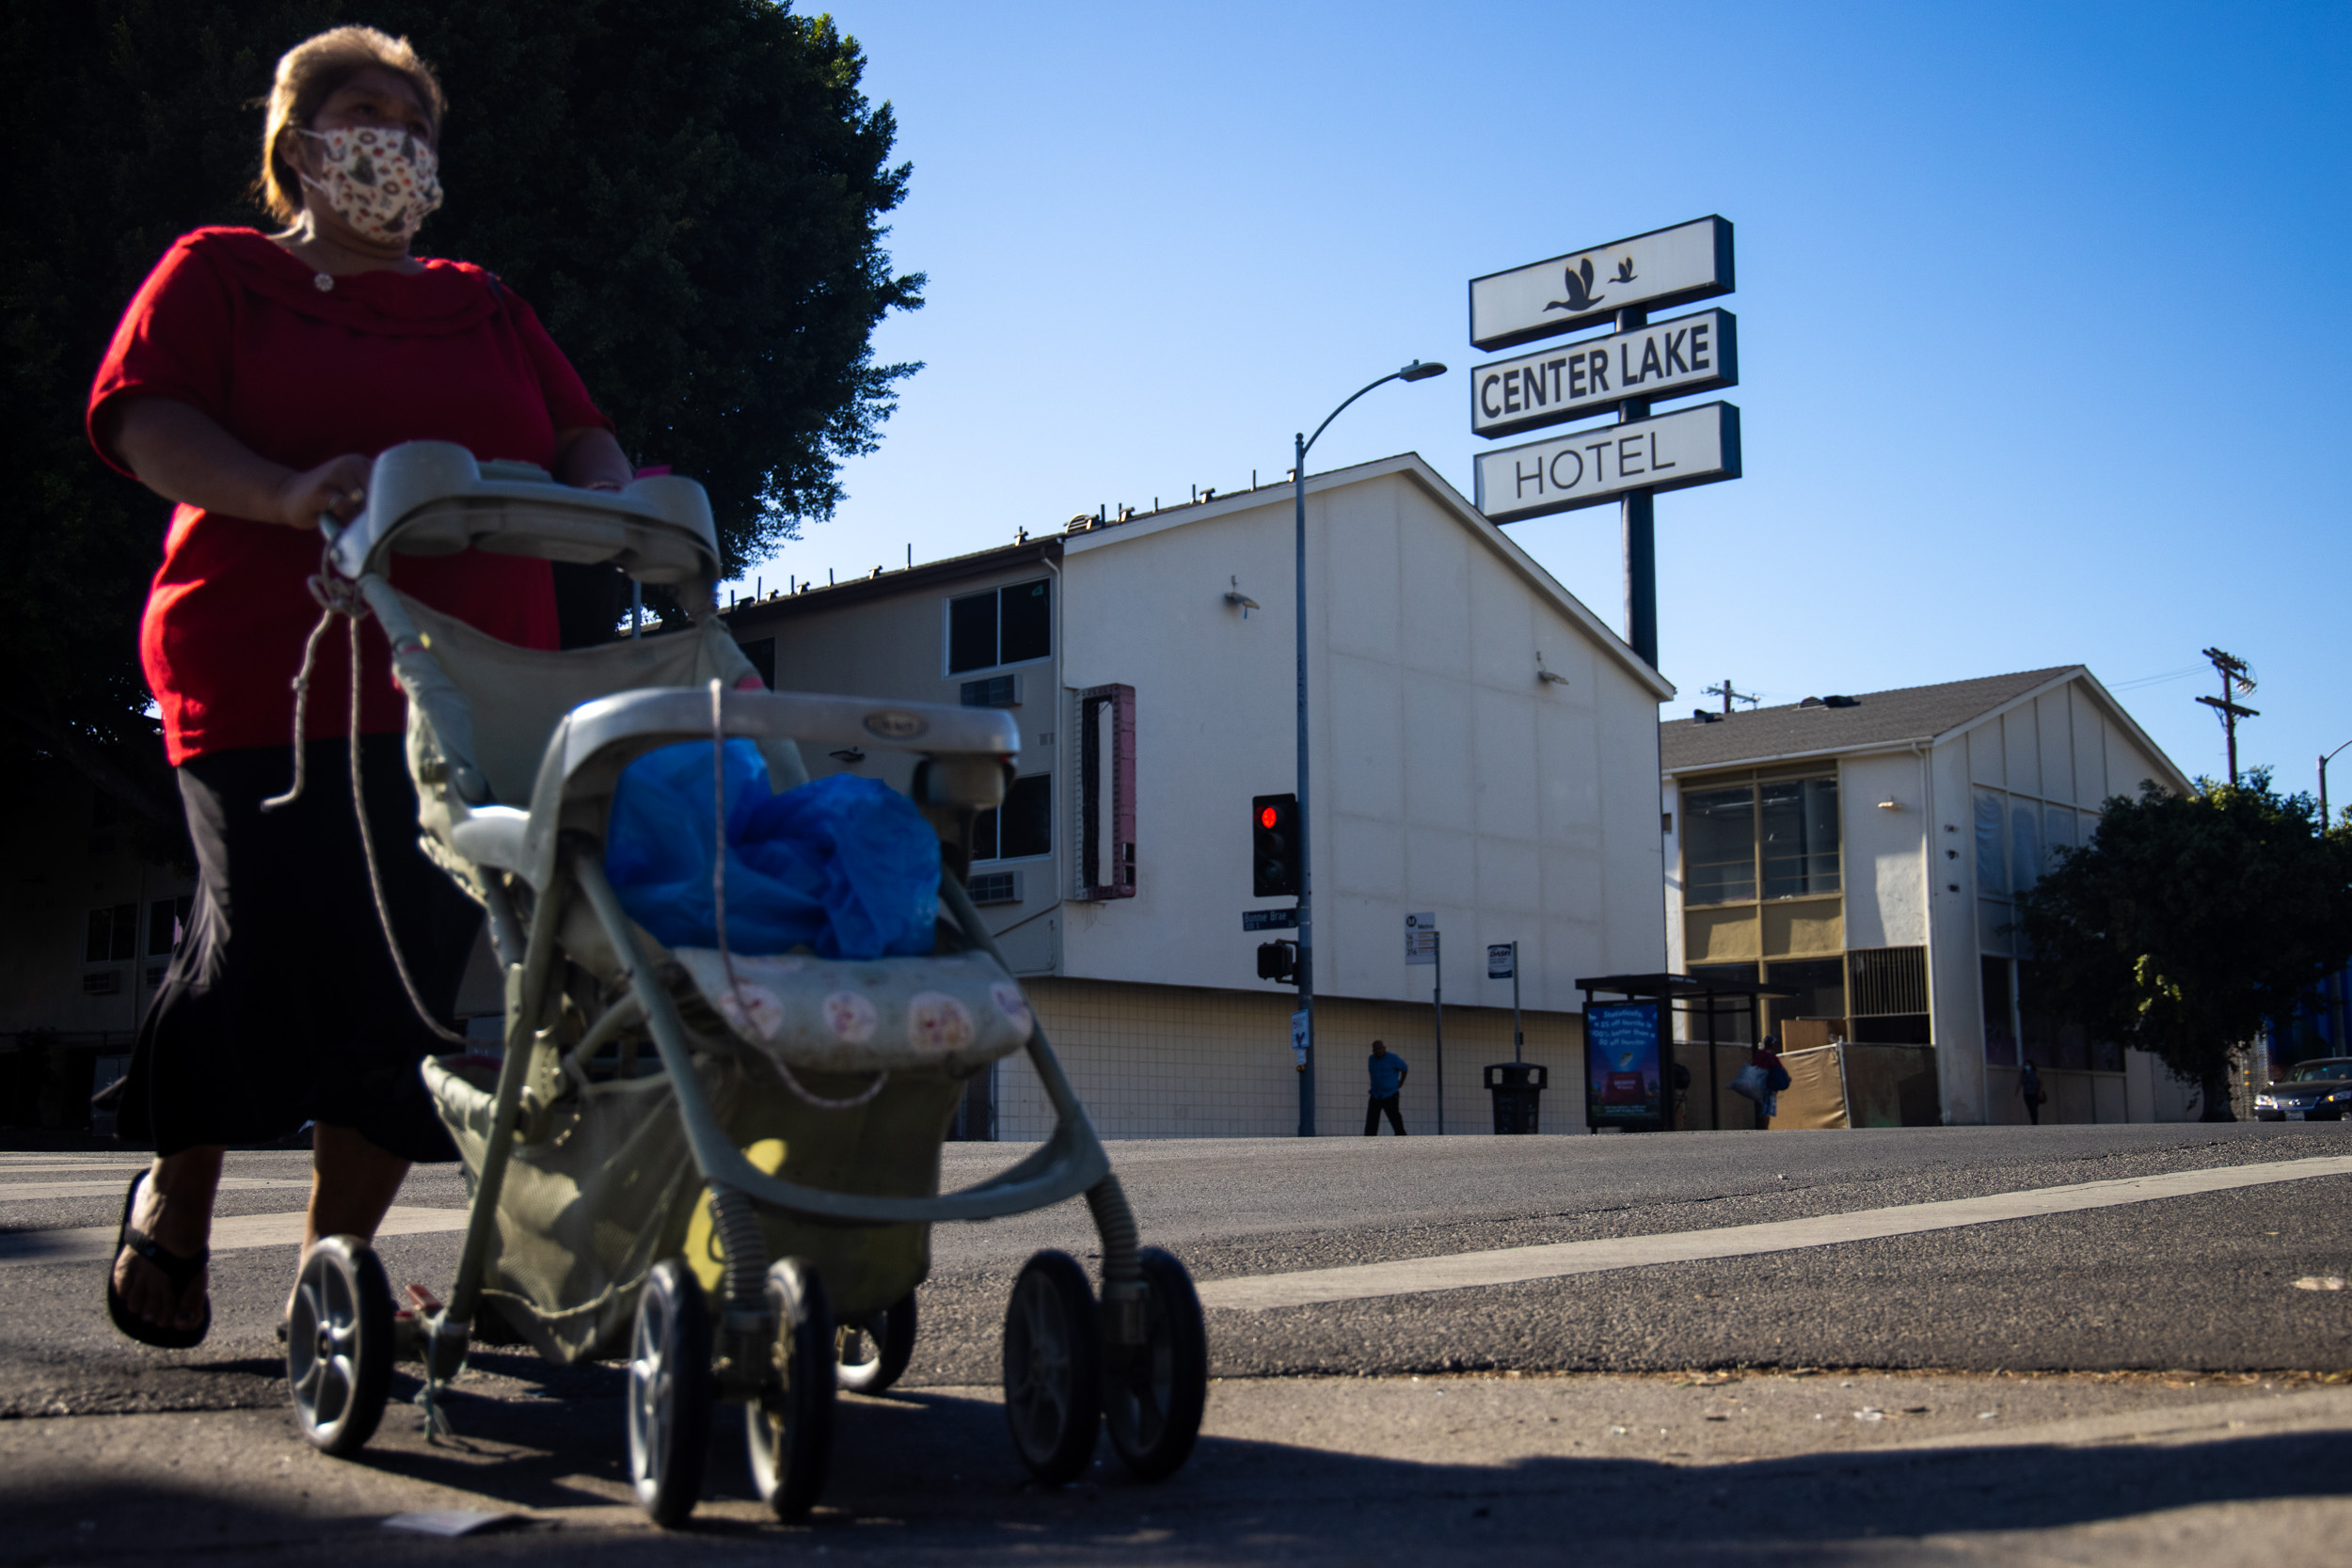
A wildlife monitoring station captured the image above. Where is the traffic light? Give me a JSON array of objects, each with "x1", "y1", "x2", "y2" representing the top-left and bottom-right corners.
[
  {"x1": 1252, "y1": 793, "x2": 1300, "y2": 897},
  {"x1": 1256, "y1": 940, "x2": 1298, "y2": 984}
]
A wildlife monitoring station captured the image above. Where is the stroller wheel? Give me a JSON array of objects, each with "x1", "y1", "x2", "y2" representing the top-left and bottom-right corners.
[
  {"x1": 287, "y1": 1236, "x2": 394, "y2": 1457},
  {"x1": 627, "y1": 1259, "x2": 713, "y2": 1528},
  {"x1": 1104, "y1": 1247, "x2": 1209, "y2": 1481},
  {"x1": 1002, "y1": 1250, "x2": 1102, "y2": 1484},
  {"x1": 835, "y1": 1292, "x2": 916, "y2": 1394},
  {"x1": 746, "y1": 1259, "x2": 835, "y2": 1521}
]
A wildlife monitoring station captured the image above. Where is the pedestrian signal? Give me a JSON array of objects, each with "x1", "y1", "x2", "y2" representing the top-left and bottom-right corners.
[
  {"x1": 1252, "y1": 793, "x2": 1301, "y2": 897},
  {"x1": 1256, "y1": 940, "x2": 1298, "y2": 984}
]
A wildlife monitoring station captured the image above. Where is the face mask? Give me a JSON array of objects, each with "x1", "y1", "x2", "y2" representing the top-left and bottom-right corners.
[{"x1": 296, "y1": 125, "x2": 443, "y2": 245}]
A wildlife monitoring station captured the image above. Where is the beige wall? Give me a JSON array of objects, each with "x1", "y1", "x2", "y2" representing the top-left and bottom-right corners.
[
  {"x1": 1057, "y1": 464, "x2": 1667, "y2": 1013},
  {"x1": 998, "y1": 977, "x2": 1588, "y2": 1138}
]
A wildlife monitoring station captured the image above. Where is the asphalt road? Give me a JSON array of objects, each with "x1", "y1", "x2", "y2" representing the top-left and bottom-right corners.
[{"x1": 4, "y1": 1121, "x2": 2350, "y2": 1563}]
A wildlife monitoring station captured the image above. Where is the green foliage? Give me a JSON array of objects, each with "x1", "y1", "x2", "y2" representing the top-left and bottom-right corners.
[
  {"x1": 0, "y1": 0, "x2": 920, "y2": 822},
  {"x1": 2013, "y1": 771, "x2": 2352, "y2": 1094}
]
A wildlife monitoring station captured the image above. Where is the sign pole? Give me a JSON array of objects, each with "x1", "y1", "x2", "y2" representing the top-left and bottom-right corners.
[
  {"x1": 1434, "y1": 929, "x2": 1446, "y2": 1135},
  {"x1": 1617, "y1": 306, "x2": 1657, "y2": 668},
  {"x1": 1512, "y1": 940, "x2": 1523, "y2": 1065}
]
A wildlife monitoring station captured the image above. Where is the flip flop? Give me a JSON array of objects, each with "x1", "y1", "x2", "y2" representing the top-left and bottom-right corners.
[{"x1": 104, "y1": 1170, "x2": 210, "y2": 1350}]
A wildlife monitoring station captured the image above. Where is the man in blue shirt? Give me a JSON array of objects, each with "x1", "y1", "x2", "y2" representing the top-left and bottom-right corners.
[{"x1": 1364, "y1": 1039, "x2": 1409, "y2": 1135}]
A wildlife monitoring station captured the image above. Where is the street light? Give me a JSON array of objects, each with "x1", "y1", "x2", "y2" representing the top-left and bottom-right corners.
[
  {"x1": 2322, "y1": 739, "x2": 2352, "y2": 832},
  {"x1": 1290, "y1": 358, "x2": 1448, "y2": 1136}
]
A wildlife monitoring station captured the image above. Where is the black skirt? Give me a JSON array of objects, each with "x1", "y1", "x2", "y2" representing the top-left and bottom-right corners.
[{"x1": 121, "y1": 736, "x2": 480, "y2": 1161}]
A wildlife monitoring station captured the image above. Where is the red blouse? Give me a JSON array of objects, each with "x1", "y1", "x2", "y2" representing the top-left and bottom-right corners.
[{"x1": 87, "y1": 227, "x2": 606, "y2": 763}]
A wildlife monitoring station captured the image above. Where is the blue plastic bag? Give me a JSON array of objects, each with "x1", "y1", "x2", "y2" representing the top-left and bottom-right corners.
[{"x1": 603, "y1": 739, "x2": 939, "y2": 959}]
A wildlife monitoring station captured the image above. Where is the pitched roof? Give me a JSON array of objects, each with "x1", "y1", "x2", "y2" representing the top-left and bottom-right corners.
[{"x1": 1661, "y1": 667, "x2": 2078, "y2": 774}]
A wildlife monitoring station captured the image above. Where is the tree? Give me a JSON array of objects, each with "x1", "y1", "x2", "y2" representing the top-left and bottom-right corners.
[
  {"x1": 2013, "y1": 771, "x2": 2352, "y2": 1120},
  {"x1": 0, "y1": 0, "x2": 921, "y2": 833}
]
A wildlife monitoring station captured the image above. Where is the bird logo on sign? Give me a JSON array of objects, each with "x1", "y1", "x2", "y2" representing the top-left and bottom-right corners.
[
  {"x1": 1545, "y1": 257, "x2": 1605, "y2": 314},
  {"x1": 1611, "y1": 256, "x2": 1637, "y2": 283}
]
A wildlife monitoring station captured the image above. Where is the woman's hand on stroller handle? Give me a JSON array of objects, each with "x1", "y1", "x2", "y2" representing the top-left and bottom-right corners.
[{"x1": 278, "y1": 451, "x2": 373, "y2": 531}]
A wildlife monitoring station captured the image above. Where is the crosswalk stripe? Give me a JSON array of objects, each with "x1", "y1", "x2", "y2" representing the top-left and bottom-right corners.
[
  {"x1": 0, "y1": 1178, "x2": 313, "y2": 1202},
  {"x1": 0, "y1": 1205, "x2": 468, "y2": 1268},
  {"x1": 1195, "y1": 1155, "x2": 2352, "y2": 1311}
]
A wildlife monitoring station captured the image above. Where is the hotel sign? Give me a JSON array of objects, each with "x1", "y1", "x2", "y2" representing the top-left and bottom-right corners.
[
  {"x1": 1471, "y1": 309, "x2": 1737, "y2": 440},
  {"x1": 1474, "y1": 403, "x2": 1740, "y2": 523},
  {"x1": 1469, "y1": 216, "x2": 1735, "y2": 352}
]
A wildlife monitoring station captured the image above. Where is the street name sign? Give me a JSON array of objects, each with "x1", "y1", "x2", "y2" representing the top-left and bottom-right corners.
[
  {"x1": 1244, "y1": 909, "x2": 1299, "y2": 931},
  {"x1": 1469, "y1": 216, "x2": 1735, "y2": 352},
  {"x1": 1475, "y1": 402, "x2": 1740, "y2": 524},
  {"x1": 1405, "y1": 911, "x2": 1437, "y2": 965},
  {"x1": 1471, "y1": 309, "x2": 1736, "y2": 440}
]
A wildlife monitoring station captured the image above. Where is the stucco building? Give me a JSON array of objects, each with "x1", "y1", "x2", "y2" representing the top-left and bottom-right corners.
[
  {"x1": 1660, "y1": 667, "x2": 2199, "y2": 1128},
  {"x1": 725, "y1": 453, "x2": 1674, "y2": 1136}
]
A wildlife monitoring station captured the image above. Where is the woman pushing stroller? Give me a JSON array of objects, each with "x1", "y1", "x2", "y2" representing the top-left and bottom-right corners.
[{"x1": 88, "y1": 25, "x2": 631, "y2": 1347}]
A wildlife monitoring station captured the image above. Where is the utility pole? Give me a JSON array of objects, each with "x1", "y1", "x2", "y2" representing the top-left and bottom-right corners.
[
  {"x1": 2196, "y1": 646, "x2": 2258, "y2": 785},
  {"x1": 1703, "y1": 680, "x2": 1757, "y2": 716}
]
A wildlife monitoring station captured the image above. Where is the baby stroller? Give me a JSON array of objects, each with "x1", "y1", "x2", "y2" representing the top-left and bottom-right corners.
[{"x1": 278, "y1": 441, "x2": 1207, "y2": 1525}]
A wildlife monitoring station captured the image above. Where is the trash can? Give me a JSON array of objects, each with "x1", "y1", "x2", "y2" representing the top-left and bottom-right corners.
[{"x1": 1484, "y1": 1062, "x2": 1548, "y2": 1134}]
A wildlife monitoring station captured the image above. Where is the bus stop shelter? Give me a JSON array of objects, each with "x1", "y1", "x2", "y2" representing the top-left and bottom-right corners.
[{"x1": 1576, "y1": 973, "x2": 1797, "y2": 1132}]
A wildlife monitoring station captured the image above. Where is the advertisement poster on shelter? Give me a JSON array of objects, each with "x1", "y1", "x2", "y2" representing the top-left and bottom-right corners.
[{"x1": 1585, "y1": 1001, "x2": 1661, "y2": 1125}]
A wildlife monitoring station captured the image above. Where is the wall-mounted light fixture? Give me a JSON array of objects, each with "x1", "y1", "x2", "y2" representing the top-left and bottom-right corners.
[
  {"x1": 1225, "y1": 576, "x2": 1261, "y2": 619},
  {"x1": 1536, "y1": 651, "x2": 1569, "y2": 686},
  {"x1": 1877, "y1": 798, "x2": 1902, "y2": 811}
]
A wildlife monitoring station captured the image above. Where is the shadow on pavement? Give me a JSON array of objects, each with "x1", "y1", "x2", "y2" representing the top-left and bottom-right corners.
[{"x1": 6, "y1": 1375, "x2": 2348, "y2": 1565}]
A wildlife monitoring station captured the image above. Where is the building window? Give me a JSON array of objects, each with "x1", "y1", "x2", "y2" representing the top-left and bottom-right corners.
[
  {"x1": 1974, "y1": 791, "x2": 2006, "y2": 895},
  {"x1": 147, "y1": 895, "x2": 193, "y2": 957},
  {"x1": 1981, "y1": 954, "x2": 2018, "y2": 1066},
  {"x1": 1760, "y1": 777, "x2": 1839, "y2": 898},
  {"x1": 973, "y1": 774, "x2": 1052, "y2": 863},
  {"x1": 85, "y1": 904, "x2": 136, "y2": 964},
  {"x1": 1765, "y1": 957, "x2": 1846, "y2": 1036},
  {"x1": 1681, "y1": 774, "x2": 1839, "y2": 906},
  {"x1": 946, "y1": 578, "x2": 1052, "y2": 674},
  {"x1": 1683, "y1": 785, "x2": 1757, "y2": 904},
  {"x1": 1685, "y1": 961, "x2": 1761, "y2": 1045}
]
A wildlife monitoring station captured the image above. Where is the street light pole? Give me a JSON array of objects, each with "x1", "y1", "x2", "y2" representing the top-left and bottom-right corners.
[
  {"x1": 1291, "y1": 358, "x2": 1447, "y2": 1137},
  {"x1": 2323, "y1": 740, "x2": 2352, "y2": 1055}
]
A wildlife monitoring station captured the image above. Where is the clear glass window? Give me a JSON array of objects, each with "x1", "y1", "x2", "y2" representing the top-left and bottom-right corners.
[
  {"x1": 1682, "y1": 784, "x2": 1756, "y2": 904},
  {"x1": 976, "y1": 774, "x2": 1053, "y2": 862},
  {"x1": 1974, "y1": 792, "x2": 2006, "y2": 895},
  {"x1": 946, "y1": 578, "x2": 1053, "y2": 674},
  {"x1": 1760, "y1": 777, "x2": 1839, "y2": 898},
  {"x1": 946, "y1": 591, "x2": 998, "y2": 674},
  {"x1": 1981, "y1": 954, "x2": 2018, "y2": 1065},
  {"x1": 1765, "y1": 957, "x2": 1846, "y2": 1033}
]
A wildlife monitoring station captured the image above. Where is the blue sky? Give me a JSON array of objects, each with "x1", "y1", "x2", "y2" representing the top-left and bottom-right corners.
[{"x1": 742, "y1": 1, "x2": 2351, "y2": 800}]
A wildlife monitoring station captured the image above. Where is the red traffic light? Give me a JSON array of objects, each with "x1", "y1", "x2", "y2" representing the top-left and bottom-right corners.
[{"x1": 1259, "y1": 805, "x2": 1279, "y2": 830}]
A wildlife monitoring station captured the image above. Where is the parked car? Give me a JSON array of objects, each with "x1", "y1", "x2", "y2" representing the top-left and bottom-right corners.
[{"x1": 2255, "y1": 1058, "x2": 2352, "y2": 1121}]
